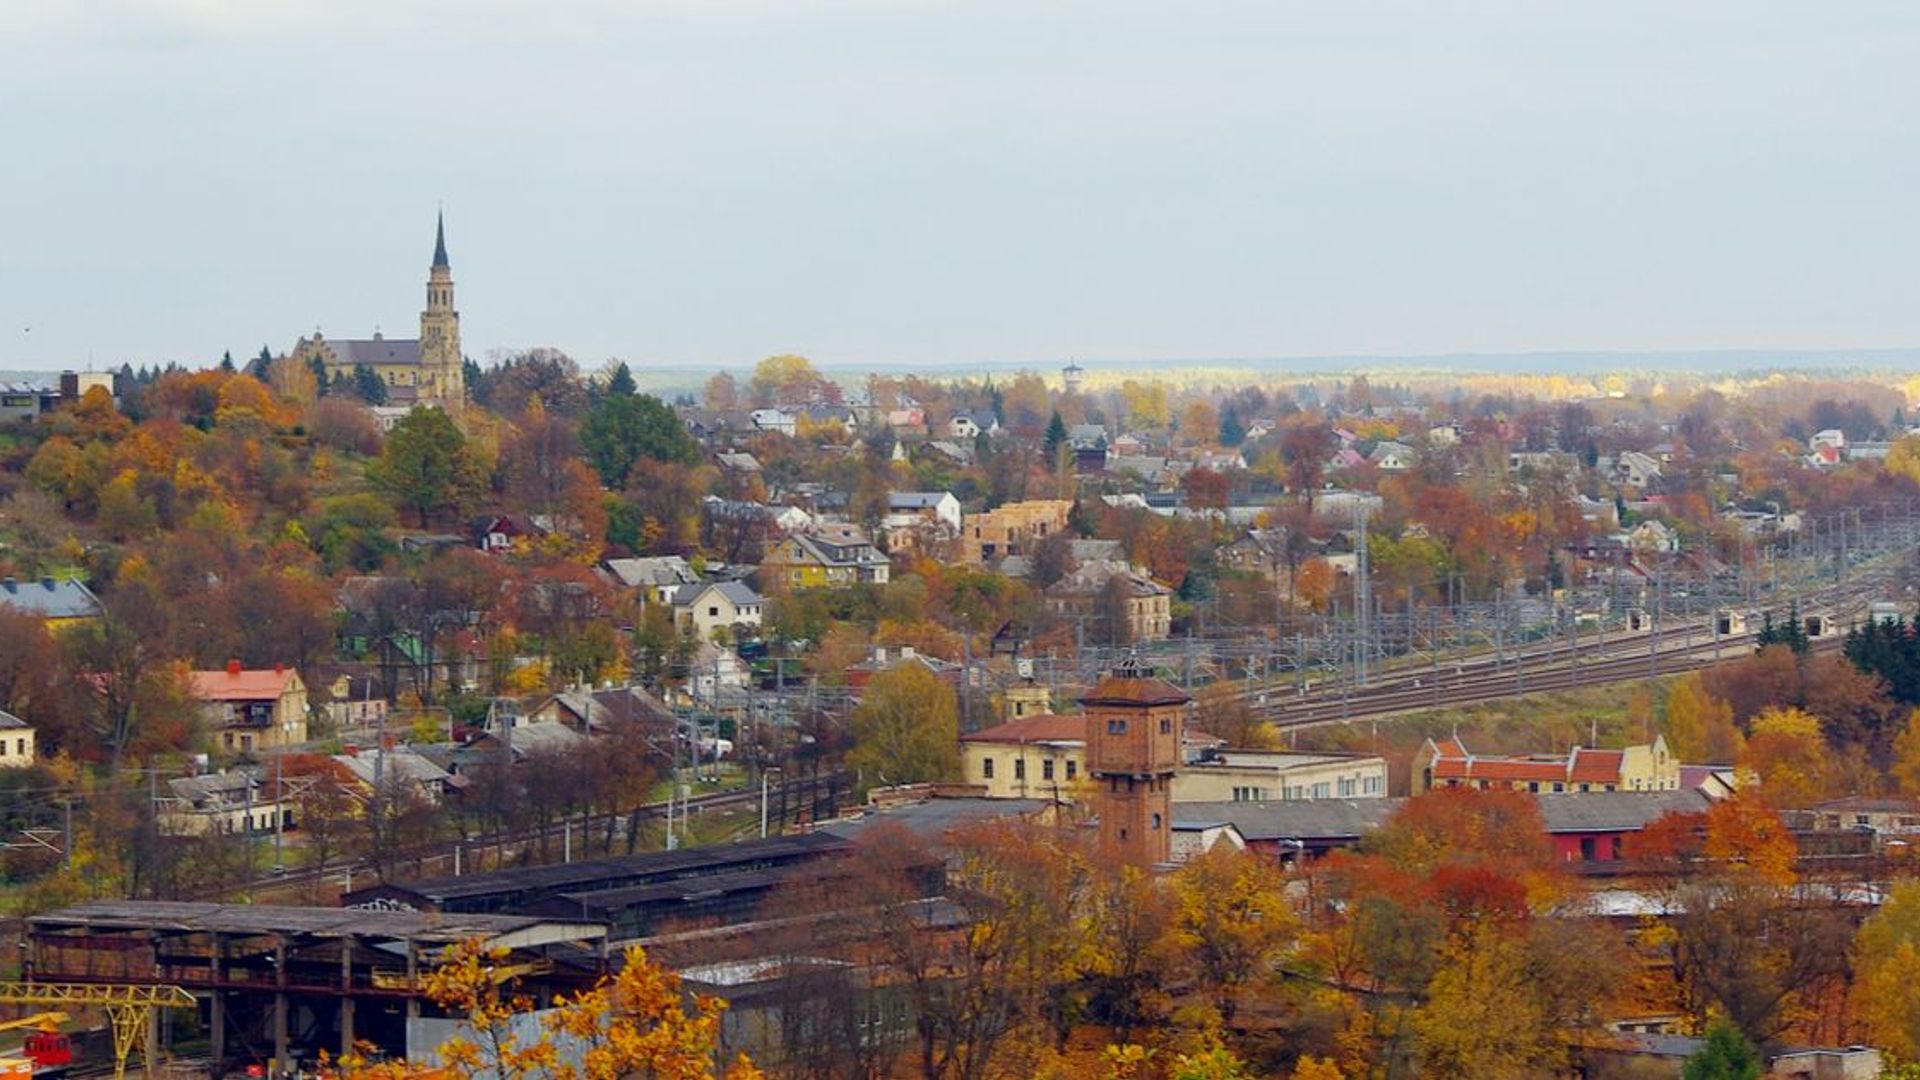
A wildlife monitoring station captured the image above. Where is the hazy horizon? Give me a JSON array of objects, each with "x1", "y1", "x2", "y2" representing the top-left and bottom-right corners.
[{"x1": 4, "y1": 2, "x2": 1917, "y2": 371}]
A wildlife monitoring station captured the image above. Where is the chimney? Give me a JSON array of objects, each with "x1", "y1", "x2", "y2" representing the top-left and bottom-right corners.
[
  {"x1": 900, "y1": 645, "x2": 916, "y2": 659},
  {"x1": 226, "y1": 659, "x2": 242, "y2": 677},
  {"x1": 274, "y1": 661, "x2": 285, "y2": 676},
  {"x1": 40, "y1": 576, "x2": 55, "y2": 591},
  {"x1": 344, "y1": 743, "x2": 358, "y2": 757}
]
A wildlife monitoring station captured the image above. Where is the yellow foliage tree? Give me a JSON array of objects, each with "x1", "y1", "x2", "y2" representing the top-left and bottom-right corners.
[
  {"x1": 1412, "y1": 927, "x2": 1552, "y2": 1079},
  {"x1": 1738, "y1": 706, "x2": 1828, "y2": 808},
  {"x1": 328, "y1": 939, "x2": 761, "y2": 1080},
  {"x1": 1664, "y1": 673, "x2": 1743, "y2": 764},
  {"x1": 1290, "y1": 1055, "x2": 1345, "y2": 1079},
  {"x1": 1857, "y1": 882, "x2": 1920, "y2": 1061}
]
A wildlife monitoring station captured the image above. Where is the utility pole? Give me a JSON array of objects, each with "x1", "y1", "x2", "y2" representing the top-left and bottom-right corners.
[{"x1": 1353, "y1": 504, "x2": 1372, "y2": 687}]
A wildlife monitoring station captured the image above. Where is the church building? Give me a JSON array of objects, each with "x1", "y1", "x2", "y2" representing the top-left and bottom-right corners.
[{"x1": 290, "y1": 214, "x2": 465, "y2": 408}]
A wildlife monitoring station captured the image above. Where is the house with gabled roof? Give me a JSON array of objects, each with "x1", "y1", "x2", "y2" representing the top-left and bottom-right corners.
[
  {"x1": 0, "y1": 575, "x2": 102, "y2": 628},
  {"x1": 0, "y1": 710, "x2": 36, "y2": 768},
  {"x1": 189, "y1": 661, "x2": 309, "y2": 753},
  {"x1": 1412, "y1": 734, "x2": 1680, "y2": 795}
]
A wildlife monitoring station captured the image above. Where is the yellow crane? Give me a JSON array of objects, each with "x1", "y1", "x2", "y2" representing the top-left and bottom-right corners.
[
  {"x1": 0, "y1": 984, "x2": 195, "y2": 1080},
  {"x1": 0, "y1": 1013, "x2": 69, "y2": 1036}
]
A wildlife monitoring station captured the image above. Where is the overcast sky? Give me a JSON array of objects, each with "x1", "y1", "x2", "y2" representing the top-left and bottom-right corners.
[{"x1": 2, "y1": 1, "x2": 1916, "y2": 372}]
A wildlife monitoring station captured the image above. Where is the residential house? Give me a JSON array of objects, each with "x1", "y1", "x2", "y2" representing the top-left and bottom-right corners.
[
  {"x1": 1045, "y1": 562, "x2": 1174, "y2": 642},
  {"x1": 1427, "y1": 422, "x2": 1461, "y2": 448},
  {"x1": 600, "y1": 556, "x2": 701, "y2": 604},
  {"x1": 963, "y1": 499, "x2": 1071, "y2": 563},
  {"x1": 946, "y1": 411, "x2": 999, "y2": 440},
  {"x1": 960, "y1": 712, "x2": 1085, "y2": 800},
  {"x1": 916, "y1": 439, "x2": 976, "y2": 467},
  {"x1": 470, "y1": 513, "x2": 534, "y2": 553},
  {"x1": 686, "y1": 641, "x2": 754, "y2": 706},
  {"x1": 670, "y1": 580, "x2": 764, "y2": 640},
  {"x1": 749, "y1": 409, "x2": 796, "y2": 437},
  {"x1": 528, "y1": 685, "x2": 677, "y2": 737},
  {"x1": 844, "y1": 645, "x2": 962, "y2": 693},
  {"x1": 0, "y1": 710, "x2": 35, "y2": 767},
  {"x1": 1629, "y1": 519, "x2": 1680, "y2": 554},
  {"x1": 1367, "y1": 441, "x2": 1416, "y2": 473},
  {"x1": 703, "y1": 496, "x2": 812, "y2": 535},
  {"x1": 1808, "y1": 428, "x2": 1847, "y2": 452},
  {"x1": 715, "y1": 451, "x2": 762, "y2": 475},
  {"x1": 1066, "y1": 424, "x2": 1107, "y2": 449},
  {"x1": 323, "y1": 671, "x2": 389, "y2": 730},
  {"x1": 886, "y1": 491, "x2": 963, "y2": 533},
  {"x1": 1172, "y1": 750, "x2": 1389, "y2": 803},
  {"x1": 1412, "y1": 734, "x2": 1681, "y2": 794},
  {"x1": 882, "y1": 492, "x2": 963, "y2": 552},
  {"x1": 761, "y1": 525, "x2": 891, "y2": 588},
  {"x1": 158, "y1": 770, "x2": 298, "y2": 837},
  {"x1": 332, "y1": 744, "x2": 458, "y2": 802},
  {"x1": 0, "y1": 575, "x2": 103, "y2": 629},
  {"x1": 1612, "y1": 450, "x2": 1664, "y2": 489},
  {"x1": 189, "y1": 662, "x2": 309, "y2": 753}
]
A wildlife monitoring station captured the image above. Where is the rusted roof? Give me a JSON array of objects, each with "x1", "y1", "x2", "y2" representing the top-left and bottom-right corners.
[{"x1": 961, "y1": 712, "x2": 1086, "y2": 744}]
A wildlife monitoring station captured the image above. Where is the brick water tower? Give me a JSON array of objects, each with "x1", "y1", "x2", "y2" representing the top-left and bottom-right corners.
[{"x1": 1080, "y1": 655, "x2": 1189, "y2": 867}]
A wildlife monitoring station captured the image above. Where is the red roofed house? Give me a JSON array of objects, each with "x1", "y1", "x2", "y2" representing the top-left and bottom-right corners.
[
  {"x1": 1413, "y1": 734, "x2": 1678, "y2": 795},
  {"x1": 960, "y1": 711, "x2": 1086, "y2": 801},
  {"x1": 190, "y1": 661, "x2": 309, "y2": 753}
]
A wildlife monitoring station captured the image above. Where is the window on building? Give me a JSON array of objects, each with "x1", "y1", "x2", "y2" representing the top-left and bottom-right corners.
[
  {"x1": 1151, "y1": 813, "x2": 1162, "y2": 831},
  {"x1": 1338, "y1": 777, "x2": 1356, "y2": 797},
  {"x1": 1528, "y1": 781, "x2": 1540, "y2": 792},
  {"x1": 1042, "y1": 760, "x2": 1055, "y2": 781},
  {"x1": 1311, "y1": 782, "x2": 1330, "y2": 799},
  {"x1": 1363, "y1": 775, "x2": 1382, "y2": 795},
  {"x1": 1159, "y1": 718, "x2": 1172, "y2": 734},
  {"x1": 708, "y1": 606, "x2": 719, "y2": 617},
  {"x1": 1066, "y1": 760, "x2": 1077, "y2": 780},
  {"x1": 1107, "y1": 720, "x2": 1127, "y2": 735},
  {"x1": 1552, "y1": 782, "x2": 1565, "y2": 792},
  {"x1": 1580, "y1": 836, "x2": 1596, "y2": 861},
  {"x1": 1014, "y1": 759, "x2": 1026, "y2": 781},
  {"x1": 982, "y1": 758, "x2": 995, "y2": 779}
]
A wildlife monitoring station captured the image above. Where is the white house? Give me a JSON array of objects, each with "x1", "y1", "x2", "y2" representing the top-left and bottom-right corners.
[
  {"x1": 947, "y1": 411, "x2": 999, "y2": 440},
  {"x1": 0, "y1": 710, "x2": 35, "y2": 767},
  {"x1": 670, "y1": 580, "x2": 765, "y2": 640},
  {"x1": 602, "y1": 555, "x2": 702, "y2": 604},
  {"x1": 1368, "y1": 441, "x2": 1416, "y2": 473},
  {"x1": 749, "y1": 409, "x2": 797, "y2": 437},
  {"x1": 1809, "y1": 428, "x2": 1847, "y2": 452},
  {"x1": 886, "y1": 492, "x2": 963, "y2": 533}
]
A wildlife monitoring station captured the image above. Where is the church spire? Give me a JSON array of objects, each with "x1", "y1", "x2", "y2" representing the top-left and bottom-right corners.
[{"x1": 432, "y1": 211, "x2": 449, "y2": 269}]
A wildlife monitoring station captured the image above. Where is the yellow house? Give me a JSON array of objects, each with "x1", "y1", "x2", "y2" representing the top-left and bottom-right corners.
[
  {"x1": 960, "y1": 712, "x2": 1086, "y2": 801},
  {"x1": 1172, "y1": 750, "x2": 1389, "y2": 803},
  {"x1": 189, "y1": 662, "x2": 310, "y2": 754},
  {"x1": 0, "y1": 710, "x2": 35, "y2": 768},
  {"x1": 1413, "y1": 734, "x2": 1680, "y2": 794},
  {"x1": 760, "y1": 526, "x2": 891, "y2": 589}
]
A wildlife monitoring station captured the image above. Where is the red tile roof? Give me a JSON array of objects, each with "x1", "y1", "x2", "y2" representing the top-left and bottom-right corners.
[
  {"x1": 1569, "y1": 749, "x2": 1625, "y2": 784},
  {"x1": 1078, "y1": 675, "x2": 1190, "y2": 708},
  {"x1": 1427, "y1": 735, "x2": 1630, "y2": 787},
  {"x1": 961, "y1": 712, "x2": 1087, "y2": 744},
  {"x1": 189, "y1": 667, "x2": 298, "y2": 702}
]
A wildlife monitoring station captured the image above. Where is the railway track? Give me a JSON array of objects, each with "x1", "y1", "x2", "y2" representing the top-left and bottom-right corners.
[{"x1": 1244, "y1": 562, "x2": 1901, "y2": 729}]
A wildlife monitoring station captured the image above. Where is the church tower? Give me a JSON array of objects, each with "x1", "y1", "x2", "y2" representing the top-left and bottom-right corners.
[
  {"x1": 418, "y1": 212, "x2": 464, "y2": 407},
  {"x1": 1080, "y1": 656, "x2": 1189, "y2": 868}
]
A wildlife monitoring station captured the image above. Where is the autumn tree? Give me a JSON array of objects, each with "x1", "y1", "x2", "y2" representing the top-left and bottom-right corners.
[
  {"x1": 748, "y1": 354, "x2": 837, "y2": 408},
  {"x1": 1853, "y1": 880, "x2": 1920, "y2": 1061},
  {"x1": 1167, "y1": 844, "x2": 1297, "y2": 1026},
  {"x1": 1664, "y1": 673, "x2": 1743, "y2": 764},
  {"x1": 846, "y1": 660, "x2": 960, "y2": 792},
  {"x1": 1738, "y1": 707, "x2": 1828, "y2": 808},
  {"x1": 368, "y1": 406, "x2": 484, "y2": 527},
  {"x1": 330, "y1": 938, "x2": 761, "y2": 1080}
]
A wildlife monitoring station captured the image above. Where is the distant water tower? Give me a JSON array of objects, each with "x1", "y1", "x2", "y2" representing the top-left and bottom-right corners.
[{"x1": 1063, "y1": 359, "x2": 1085, "y2": 396}]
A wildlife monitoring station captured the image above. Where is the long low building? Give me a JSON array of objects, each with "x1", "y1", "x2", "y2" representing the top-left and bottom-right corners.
[{"x1": 27, "y1": 901, "x2": 608, "y2": 1075}]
